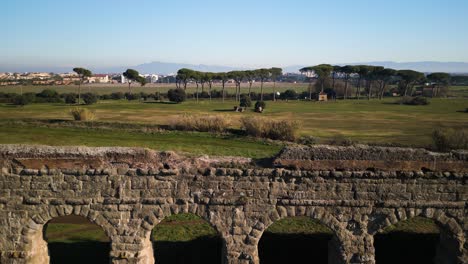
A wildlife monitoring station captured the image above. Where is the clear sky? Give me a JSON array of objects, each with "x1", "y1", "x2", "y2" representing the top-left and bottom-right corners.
[{"x1": 2, "y1": 0, "x2": 468, "y2": 68}]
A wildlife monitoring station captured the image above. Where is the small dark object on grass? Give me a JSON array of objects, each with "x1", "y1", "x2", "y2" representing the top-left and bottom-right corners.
[{"x1": 396, "y1": 96, "x2": 429, "y2": 105}]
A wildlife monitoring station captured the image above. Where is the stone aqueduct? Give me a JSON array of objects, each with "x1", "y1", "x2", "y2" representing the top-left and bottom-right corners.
[{"x1": 0, "y1": 144, "x2": 466, "y2": 264}]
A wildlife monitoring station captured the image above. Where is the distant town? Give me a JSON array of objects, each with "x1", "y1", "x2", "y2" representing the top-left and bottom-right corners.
[{"x1": 0, "y1": 72, "x2": 169, "y2": 86}]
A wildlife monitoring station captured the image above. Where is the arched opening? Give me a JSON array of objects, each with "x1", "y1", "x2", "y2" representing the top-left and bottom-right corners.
[
  {"x1": 44, "y1": 215, "x2": 110, "y2": 264},
  {"x1": 258, "y1": 216, "x2": 334, "y2": 264},
  {"x1": 152, "y1": 213, "x2": 223, "y2": 264},
  {"x1": 374, "y1": 216, "x2": 443, "y2": 264}
]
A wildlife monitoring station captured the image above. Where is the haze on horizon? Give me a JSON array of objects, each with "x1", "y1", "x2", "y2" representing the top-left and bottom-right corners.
[{"x1": 2, "y1": 0, "x2": 468, "y2": 70}]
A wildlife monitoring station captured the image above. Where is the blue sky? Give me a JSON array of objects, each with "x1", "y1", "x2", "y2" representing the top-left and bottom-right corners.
[{"x1": 2, "y1": 0, "x2": 468, "y2": 68}]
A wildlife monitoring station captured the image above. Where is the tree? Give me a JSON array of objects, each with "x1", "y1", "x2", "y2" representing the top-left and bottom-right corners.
[
  {"x1": 228, "y1": 71, "x2": 245, "y2": 102},
  {"x1": 366, "y1": 66, "x2": 384, "y2": 100},
  {"x1": 340, "y1": 65, "x2": 357, "y2": 99},
  {"x1": 299, "y1": 66, "x2": 315, "y2": 100},
  {"x1": 355, "y1": 65, "x2": 373, "y2": 99},
  {"x1": 427, "y1": 72, "x2": 451, "y2": 97},
  {"x1": 123, "y1": 69, "x2": 146, "y2": 95},
  {"x1": 270, "y1": 67, "x2": 283, "y2": 101},
  {"x1": 176, "y1": 68, "x2": 193, "y2": 90},
  {"x1": 374, "y1": 68, "x2": 397, "y2": 99},
  {"x1": 191, "y1": 71, "x2": 202, "y2": 102},
  {"x1": 256, "y1": 69, "x2": 271, "y2": 101},
  {"x1": 205, "y1": 72, "x2": 215, "y2": 100},
  {"x1": 311, "y1": 64, "x2": 333, "y2": 93},
  {"x1": 216, "y1": 73, "x2": 229, "y2": 102},
  {"x1": 331, "y1": 65, "x2": 341, "y2": 92},
  {"x1": 397, "y1": 70, "x2": 425, "y2": 96},
  {"x1": 73, "y1": 67, "x2": 92, "y2": 105},
  {"x1": 244, "y1": 70, "x2": 256, "y2": 97}
]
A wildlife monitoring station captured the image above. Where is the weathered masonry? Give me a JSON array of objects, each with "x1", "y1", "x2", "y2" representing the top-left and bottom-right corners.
[{"x1": 0, "y1": 144, "x2": 466, "y2": 264}]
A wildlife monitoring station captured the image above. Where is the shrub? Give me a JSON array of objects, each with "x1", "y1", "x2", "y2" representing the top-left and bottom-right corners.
[
  {"x1": 255, "y1": 101, "x2": 266, "y2": 111},
  {"x1": 396, "y1": 96, "x2": 429, "y2": 105},
  {"x1": 167, "y1": 88, "x2": 186, "y2": 103},
  {"x1": 111, "y1": 92, "x2": 125, "y2": 100},
  {"x1": 69, "y1": 108, "x2": 96, "y2": 121},
  {"x1": 170, "y1": 114, "x2": 230, "y2": 133},
  {"x1": 37, "y1": 89, "x2": 59, "y2": 98},
  {"x1": 12, "y1": 93, "x2": 35, "y2": 106},
  {"x1": 125, "y1": 92, "x2": 141, "y2": 100},
  {"x1": 327, "y1": 136, "x2": 355, "y2": 146},
  {"x1": 82, "y1": 93, "x2": 99, "y2": 105},
  {"x1": 200, "y1": 91, "x2": 210, "y2": 98},
  {"x1": 240, "y1": 117, "x2": 300, "y2": 141},
  {"x1": 239, "y1": 94, "x2": 252, "y2": 107},
  {"x1": 100, "y1": 94, "x2": 112, "y2": 100},
  {"x1": 64, "y1": 93, "x2": 77, "y2": 104},
  {"x1": 139, "y1": 92, "x2": 150, "y2": 100},
  {"x1": 432, "y1": 128, "x2": 468, "y2": 151},
  {"x1": 36, "y1": 89, "x2": 61, "y2": 103},
  {"x1": 299, "y1": 135, "x2": 320, "y2": 145},
  {"x1": 280, "y1": 89, "x2": 298, "y2": 100}
]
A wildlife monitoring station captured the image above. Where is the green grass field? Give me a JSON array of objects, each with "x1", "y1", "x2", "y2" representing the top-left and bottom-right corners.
[
  {"x1": 1, "y1": 98, "x2": 467, "y2": 150},
  {"x1": 0, "y1": 82, "x2": 308, "y2": 95}
]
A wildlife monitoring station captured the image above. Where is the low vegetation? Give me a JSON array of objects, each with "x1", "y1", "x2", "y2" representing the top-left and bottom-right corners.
[
  {"x1": 396, "y1": 96, "x2": 429, "y2": 105},
  {"x1": 69, "y1": 108, "x2": 96, "y2": 121},
  {"x1": 432, "y1": 128, "x2": 468, "y2": 151},
  {"x1": 167, "y1": 88, "x2": 186, "y2": 103},
  {"x1": 241, "y1": 116, "x2": 300, "y2": 141},
  {"x1": 169, "y1": 114, "x2": 231, "y2": 133}
]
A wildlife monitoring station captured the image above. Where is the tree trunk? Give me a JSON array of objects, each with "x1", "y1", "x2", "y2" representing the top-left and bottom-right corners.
[
  {"x1": 356, "y1": 78, "x2": 361, "y2": 99},
  {"x1": 209, "y1": 82, "x2": 212, "y2": 101},
  {"x1": 273, "y1": 81, "x2": 276, "y2": 101},
  {"x1": 367, "y1": 80, "x2": 372, "y2": 100},
  {"x1": 260, "y1": 80, "x2": 264, "y2": 101},
  {"x1": 196, "y1": 85, "x2": 199, "y2": 103},
  {"x1": 128, "y1": 82, "x2": 132, "y2": 94},
  {"x1": 222, "y1": 81, "x2": 225, "y2": 103},
  {"x1": 344, "y1": 77, "x2": 348, "y2": 100},
  {"x1": 249, "y1": 82, "x2": 252, "y2": 98},
  {"x1": 78, "y1": 80, "x2": 81, "y2": 105},
  {"x1": 308, "y1": 81, "x2": 313, "y2": 100}
]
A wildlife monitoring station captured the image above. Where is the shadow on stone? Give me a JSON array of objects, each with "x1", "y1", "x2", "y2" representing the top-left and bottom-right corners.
[
  {"x1": 48, "y1": 242, "x2": 110, "y2": 264},
  {"x1": 374, "y1": 232, "x2": 439, "y2": 264},
  {"x1": 259, "y1": 233, "x2": 332, "y2": 264},
  {"x1": 153, "y1": 236, "x2": 223, "y2": 264}
]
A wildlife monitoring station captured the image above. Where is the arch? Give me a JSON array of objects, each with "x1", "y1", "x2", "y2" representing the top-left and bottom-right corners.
[
  {"x1": 22, "y1": 206, "x2": 114, "y2": 264},
  {"x1": 151, "y1": 212, "x2": 224, "y2": 264},
  {"x1": 253, "y1": 206, "x2": 349, "y2": 264},
  {"x1": 369, "y1": 209, "x2": 465, "y2": 264}
]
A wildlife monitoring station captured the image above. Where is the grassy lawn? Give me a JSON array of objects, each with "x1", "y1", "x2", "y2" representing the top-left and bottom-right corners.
[
  {"x1": 0, "y1": 82, "x2": 308, "y2": 95},
  {"x1": 0, "y1": 123, "x2": 281, "y2": 158},
  {"x1": 1, "y1": 98, "x2": 467, "y2": 148},
  {"x1": 449, "y1": 86, "x2": 468, "y2": 97}
]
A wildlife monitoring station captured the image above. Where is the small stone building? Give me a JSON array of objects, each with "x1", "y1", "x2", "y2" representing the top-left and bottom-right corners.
[{"x1": 318, "y1": 91, "x2": 328, "y2": 101}]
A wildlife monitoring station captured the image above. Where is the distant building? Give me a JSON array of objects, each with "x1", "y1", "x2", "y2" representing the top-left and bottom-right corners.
[
  {"x1": 88, "y1": 74, "x2": 109, "y2": 83},
  {"x1": 143, "y1": 74, "x2": 159, "y2": 83},
  {"x1": 318, "y1": 91, "x2": 328, "y2": 101}
]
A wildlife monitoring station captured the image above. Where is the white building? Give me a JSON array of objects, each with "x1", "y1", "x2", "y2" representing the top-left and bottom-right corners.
[
  {"x1": 88, "y1": 74, "x2": 110, "y2": 83},
  {"x1": 143, "y1": 74, "x2": 159, "y2": 83}
]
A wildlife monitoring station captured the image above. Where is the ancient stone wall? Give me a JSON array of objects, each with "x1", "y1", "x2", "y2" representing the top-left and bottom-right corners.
[{"x1": 0, "y1": 145, "x2": 466, "y2": 264}]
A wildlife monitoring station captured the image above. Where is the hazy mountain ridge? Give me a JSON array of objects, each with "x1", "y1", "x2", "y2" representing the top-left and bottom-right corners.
[{"x1": 1, "y1": 61, "x2": 468, "y2": 74}]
